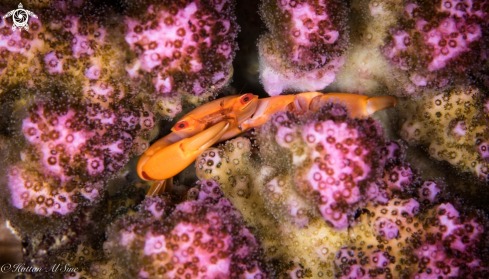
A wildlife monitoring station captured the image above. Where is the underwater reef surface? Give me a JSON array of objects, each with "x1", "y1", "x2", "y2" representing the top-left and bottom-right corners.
[{"x1": 0, "y1": 0, "x2": 488, "y2": 278}]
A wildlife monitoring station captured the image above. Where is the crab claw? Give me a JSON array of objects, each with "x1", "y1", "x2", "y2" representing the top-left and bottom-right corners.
[
  {"x1": 141, "y1": 121, "x2": 231, "y2": 182},
  {"x1": 366, "y1": 96, "x2": 397, "y2": 115},
  {"x1": 309, "y1": 93, "x2": 397, "y2": 118}
]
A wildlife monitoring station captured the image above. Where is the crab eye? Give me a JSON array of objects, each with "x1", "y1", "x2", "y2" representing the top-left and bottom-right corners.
[
  {"x1": 174, "y1": 120, "x2": 189, "y2": 131},
  {"x1": 240, "y1": 93, "x2": 254, "y2": 105}
]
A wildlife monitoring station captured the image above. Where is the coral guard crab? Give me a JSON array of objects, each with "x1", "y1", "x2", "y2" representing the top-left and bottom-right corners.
[{"x1": 137, "y1": 92, "x2": 397, "y2": 195}]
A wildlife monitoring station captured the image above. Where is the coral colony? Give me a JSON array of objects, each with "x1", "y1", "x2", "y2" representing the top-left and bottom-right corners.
[
  {"x1": 107, "y1": 180, "x2": 267, "y2": 278},
  {"x1": 258, "y1": 0, "x2": 349, "y2": 96},
  {"x1": 125, "y1": 0, "x2": 238, "y2": 118},
  {"x1": 0, "y1": 0, "x2": 488, "y2": 279},
  {"x1": 381, "y1": 0, "x2": 489, "y2": 91}
]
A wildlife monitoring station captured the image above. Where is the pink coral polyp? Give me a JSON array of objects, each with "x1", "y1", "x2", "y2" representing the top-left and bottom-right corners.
[
  {"x1": 301, "y1": 120, "x2": 369, "y2": 228},
  {"x1": 336, "y1": 198, "x2": 487, "y2": 278},
  {"x1": 275, "y1": 0, "x2": 340, "y2": 67},
  {"x1": 382, "y1": 0, "x2": 489, "y2": 90},
  {"x1": 258, "y1": 0, "x2": 348, "y2": 95},
  {"x1": 7, "y1": 166, "x2": 101, "y2": 216},
  {"x1": 268, "y1": 109, "x2": 385, "y2": 229},
  {"x1": 20, "y1": 100, "x2": 154, "y2": 182},
  {"x1": 110, "y1": 180, "x2": 267, "y2": 278},
  {"x1": 417, "y1": 17, "x2": 481, "y2": 71},
  {"x1": 125, "y1": 0, "x2": 237, "y2": 96},
  {"x1": 22, "y1": 104, "x2": 122, "y2": 179},
  {"x1": 0, "y1": 17, "x2": 43, "y2": 56}
]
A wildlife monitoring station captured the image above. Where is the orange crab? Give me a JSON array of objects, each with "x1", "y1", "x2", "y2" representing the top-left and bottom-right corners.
[{"x1": 137, "y1": 92, "x2": 397, "y2": 195}]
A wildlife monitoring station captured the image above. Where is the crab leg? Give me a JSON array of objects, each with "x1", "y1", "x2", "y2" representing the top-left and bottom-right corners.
[
  {"x1": 141, "y1": 121, "x2": 231, "y2": 195},
  {"x1": 147, "y1": 177, "x2": 173, "y2": 197},
  {"x1": 241, "y1": 92, "x2": 397, "y2": 130}
]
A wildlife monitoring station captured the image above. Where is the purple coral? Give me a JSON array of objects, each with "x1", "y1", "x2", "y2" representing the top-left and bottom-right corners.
[
  {"x1": 5, "y1": 96, "x2": 154, "y2": 216},
  {"x1": 418, "y1": 180, "x2": 441, "y2": 205},
  {"x1": 43, "y1": 15, "x2": 108, "y2": 75},
  {"x1": 374, "y1": 217, "x2": 399, "y2": 240},
  {"x1": 258, "y1": 0, "x2": 348, "y2": 95},
  {"x1": 383, "y1": 164, "x2": 414, "y2": 191},
  {"x1": 413, "y1": 202, "x2": 486, "y2": 278},
  {"x1": 298, "y1": 120, "x2": 374, "y2": 228},
  {"x1": 107, "y1": 179, "x2": 267, "y2": 279},
  {"x1": 0, "y1": 16, "x2": 43, "y2": 56},
  {"x1": 125, "y1": 0, "x2": 238, "y2": 118},
  {"x1": 336, "y1": 249, "x2": 393, "y2": 278},
  {"x1": 0, "y1": 8, "x2": 121, "y2": 89},
  {"x1": 268, "y1": 106, "x2": 385, "y2": 229},
  {"x1": 3, "y1": 94, "x2": 154, "y2": 217},
  {"x1": 366, "y1": 141, "x2": 417, "y2": 204},
  {"x1": 413, "y1": 242, "x2": 459, "y2": 279},
  {"x1": 7, "y1": 165, "x2": 101, "y2": 216},
  {"x1": 0, "y1": 15, "x2": 43, "y2": 81},
  {"x1": 335, "y1": 198, "x2": 488, "y2": 278},
  {"x1": 382, "y1": 0, "x2": 489, "y2": 92},
  {"x1": 21, "y1": 102, "x2": 153, "y2": 181},
  {"x1": 477, "y1": 140, "x2": 489, "y2": 162}
]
